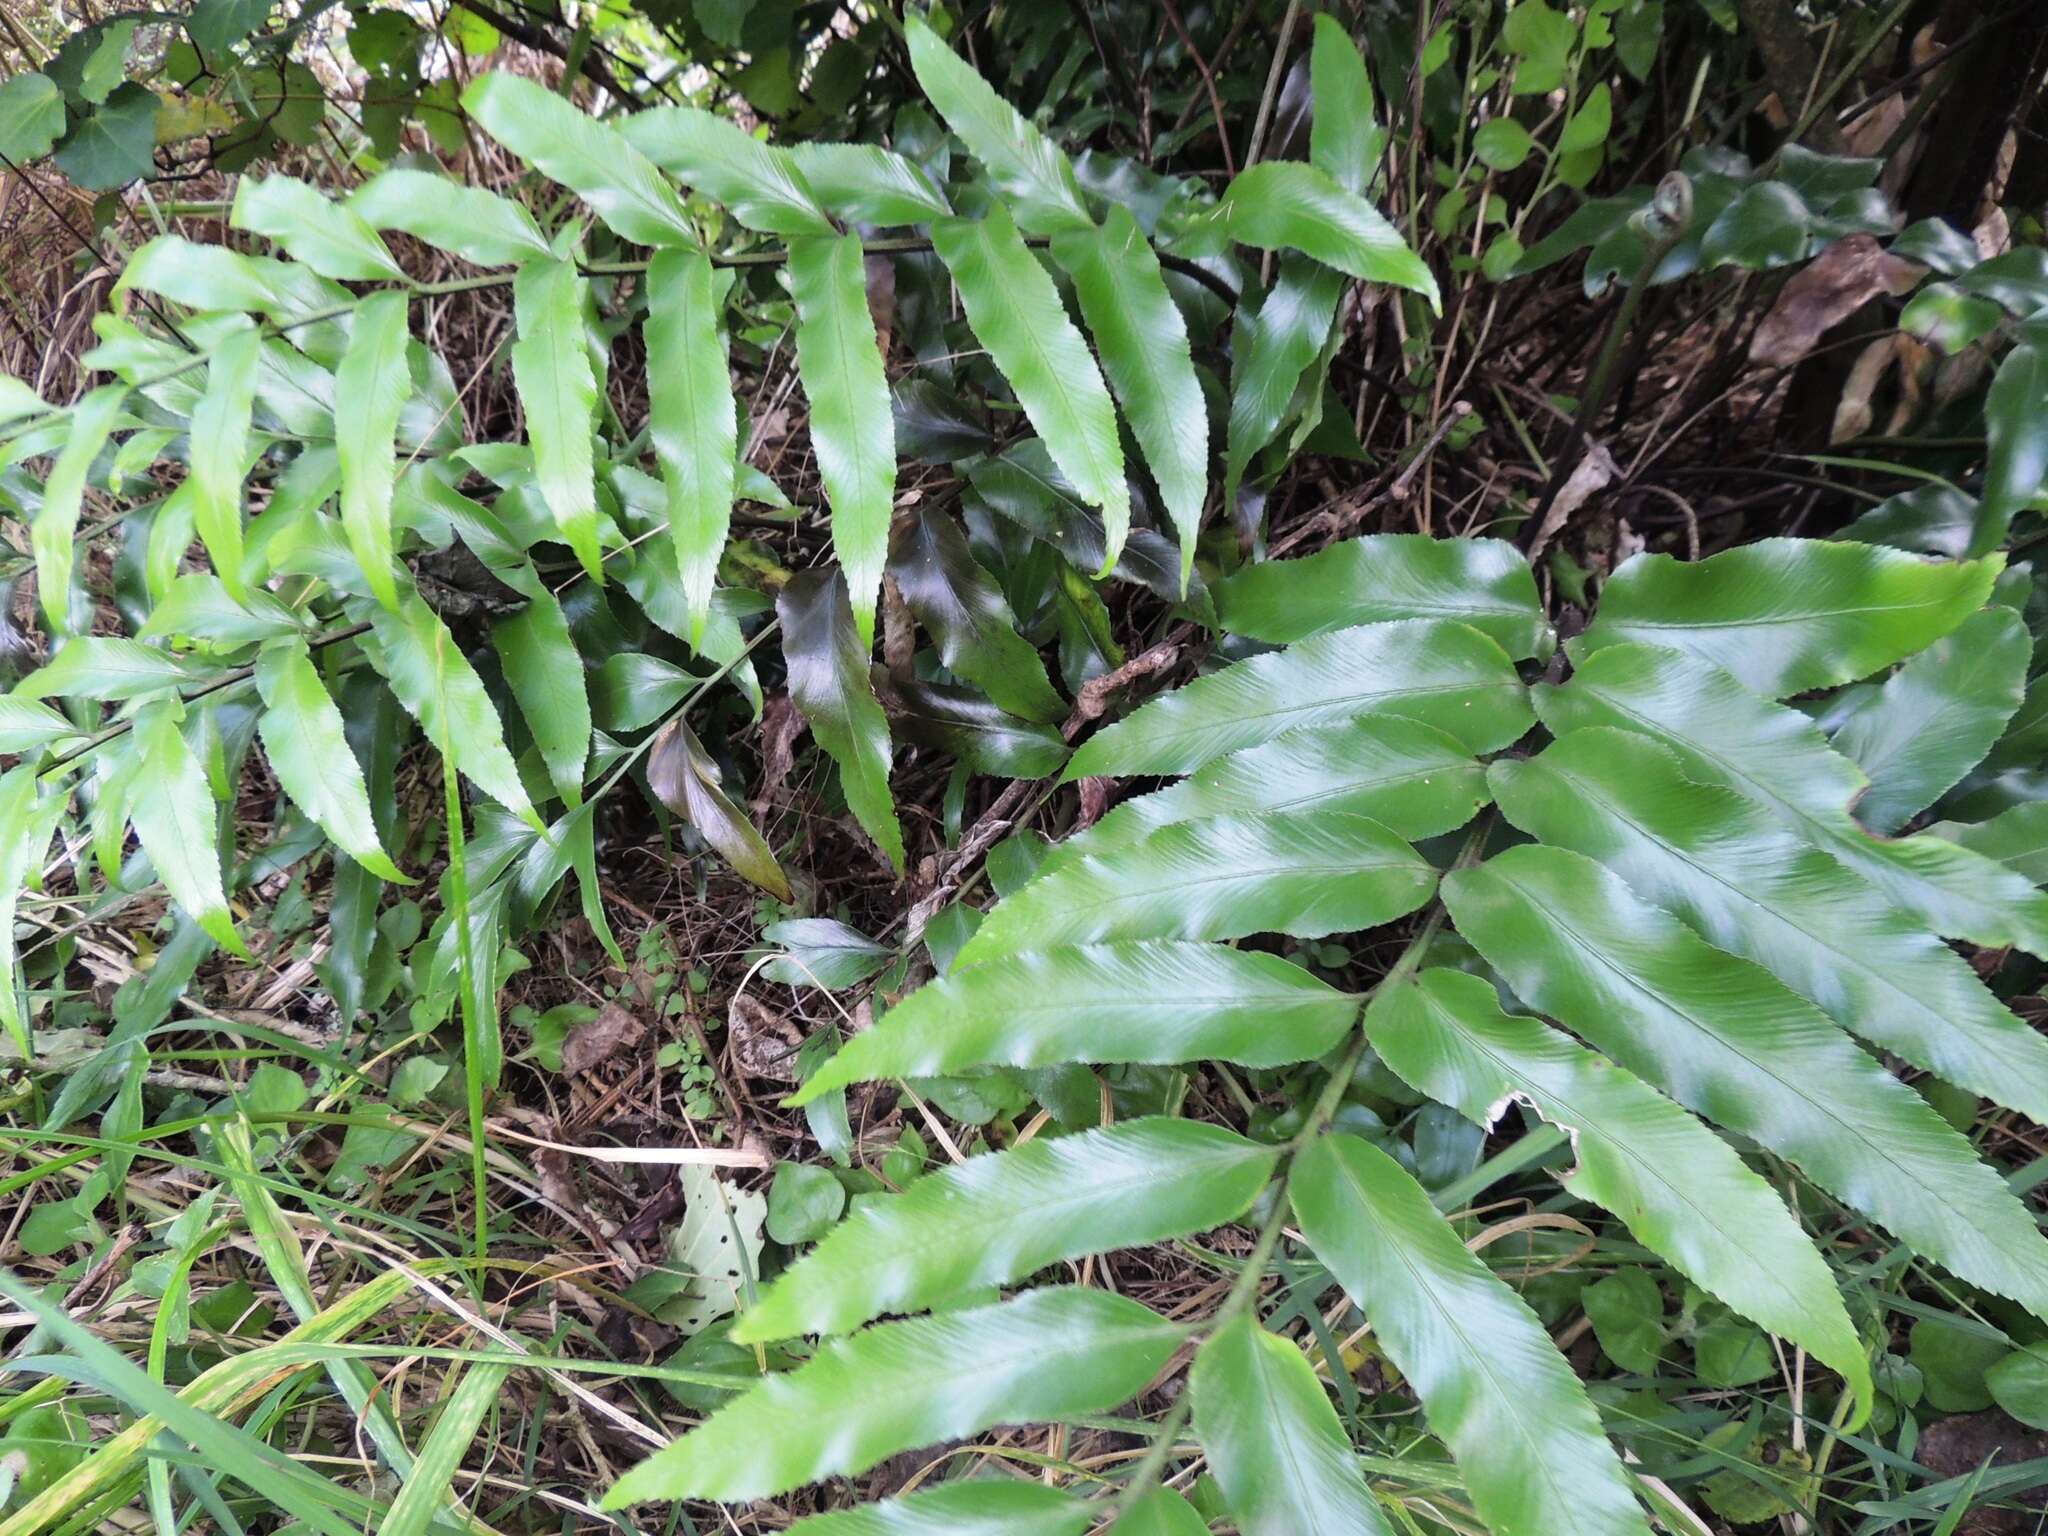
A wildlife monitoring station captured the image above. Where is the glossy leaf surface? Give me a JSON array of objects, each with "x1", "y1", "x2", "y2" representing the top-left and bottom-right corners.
[
  {"x1": 646, "y1": 249, "x2": 737, "y2": 645},
  {"x1": 778, "y1": 569, "x2": 903, "y2": 870}
]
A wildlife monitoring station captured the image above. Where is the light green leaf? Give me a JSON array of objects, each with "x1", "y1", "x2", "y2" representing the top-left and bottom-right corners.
[
  {"x1": 348, "y1": 168, "x2": 552, "y2": 266},
  {"x1": 137, "y1": 574, "x2": 303, "y2": 646},
  {"x1": 1065, "y1": 618, "x2": 1533, "y2": 780},
  {"x1": 777, "y1": 568, "x2": 902, "y2": 870},
  {"x1": 1537, "y1": 641, "x2": 2048, "y2": 958},
  {"x1": 376, "y1": 1363, "x2": 512, "y2": 1536},
  {"x1": 888, "y1": 505, "x2": 1063, "y2": 723},
  {"x1": 1041, "y1": 717, "x2": 1487, "y2": 878},
  {"x1": 789, "y1": 233, "x2": 895, "y2": 647},
  {"x1": 1294, "y1": 1132, "x2": 1652, "y2": 1536},
  {"x1": 0, "y1": 696, "x2": 84, "y2": 754},
  {"x1": 334, "y1": 290, "x2": 410, "y2": 611},
  {"x1": 1053, "y1": 206, "x2": 1207, "y2": 591},
  {"x1": 16, "y1": 637, "x2": 210, "y2": 700},
  {"x1": 131, "y1": 700, "x2": 244, "y2": 956},
  {"x1": 781, "y1": 1484, "x2": 1090, "y2": 1536},
  {"x1": 512, "y1": 258, "x2": 604, "y2": 581},
  {"x1": 620, "y1": 106, "x2": 832, "y2": 235},
  {"x1": 1188, "y1": 161, "x2": 1438, "y2": 307},
  {"x1": 254, "y1": 643, "x2": 407, "y2": 881},
  {"x1": 904, "y1": 16, "x2": 1092, "y2": 234},
  {"x1": 790, "y1": 941, "x2": 1357, "y2": 1106},
  {"x1": 0, "y1": 72, "x2": 65, "y2": 161},
  {"x1": 1309, "y1": 16, "x2": 1385, "y2": 194},
  {"x1": 1830, "y1": 606, "x2": 2028, "y2": 833},
  {"x1": 1368, "y1": 967, "x2": 1871, "y2": 1420},
  {"x1": 788, "y1": 142, "x2": 951, "y2": 225},
  {"x1": 32, "y1": 382, "x2": 127, "y2": 634},
  {"x1": 602, "y1": 1289, "x2": 1181, "y2": 1505},
  {"x1": 1105, "y1": 1489, "x2": 1209, "y2": 1536},
  {"x1": 737, "y1": 1119, "x2": 1277, "y2": 1342},
  {"x1": 187, "y1": 322, "x2": 259, "y2": 600},
  {"x1": 1193, "y1": 1315, "x2": 1392, "y2": 1536},
  {"x1": 934, "y1": 205, "x2": 1129, "y2": 575},
  {"x1": 1217, "y1": 534, "x2": 1549, "y2": 658},
  {"x1": 1492, "y1": 725, "x2": 2048, "y2": 1130},
  {"x1": 0, "y1": 766, "x2": 68, "y2": 1055},
  {"x1": 1929, "y1": 802, "x2": 2048, "y2": 885},
  {"x1": 492, "y1": 587, "x2": 591, "y2": 805},
  {"x1": 956, "y1": 810, "x2": 1434, "y2": 964},
  {"x1": 1441, "y1": 843, "x2": 2048, "y2": 1318},
  {"x1": 230, "y1": 175, "x2": 406, "y2": 282},
  {"x1": 1581, "y1": 539, "x2": 2002, "y2": 698},
  {"x1": 362, "y1": 592, "x2": 539, "y2": 828},
  {"x1": 646, "y1": 249, "x2": 737, "y2": 648},
  {"x1": 462, "y1": 71, "x2": 698, "y2": 248},
  {"x1": 646, "y1": 717, "x2": 792, "y2": 900}
]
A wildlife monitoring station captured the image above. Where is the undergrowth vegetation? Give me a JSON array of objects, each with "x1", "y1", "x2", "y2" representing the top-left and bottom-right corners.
[{"x1": 4, "y1": 0, "x2": 2048, "y2": 1531}]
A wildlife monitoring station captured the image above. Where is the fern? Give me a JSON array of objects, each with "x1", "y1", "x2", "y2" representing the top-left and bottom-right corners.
[{"x1": 615, "y1": 533, "x2": 2048, "y2": 1536}]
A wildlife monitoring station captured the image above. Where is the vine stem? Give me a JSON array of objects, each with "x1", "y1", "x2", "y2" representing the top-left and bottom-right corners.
[{"x1": 1103, "y1": 821, "x2": 1487, "y2": 1519}]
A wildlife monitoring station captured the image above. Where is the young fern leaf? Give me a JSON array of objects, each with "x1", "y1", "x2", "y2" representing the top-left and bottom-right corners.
[
  {"x1": 334, "y1": 290, "x2": 411, "y2": 612},
  {"x1": 1064, "y1": 618, "x2": 1534, "y2": 780},
  {"x1": 644, "y1": 249, "x2": 737, "y2": 647},
  {"x1": 953, "y1": 810, "x2": 1436, "y2": 963},
  {"x1": 620, "y1": 105, "x2": 833, "y2": 236},
  {"x1": 1214, "y1": 532, "x2": 1552, "y2": 659},
  {"x1": 603, "y1": 1289, "x2": 1182, "y2": 1505},
  {"x1": 254, "y1": 643, "x2": 408, "y2": 883},
  {"x1": 1491, "y1": 726, "x2": 2048, "y2": 1127},
  {"x1": 462, "y1": 72, "x2": 697, "y2": 248},
  {"x1": 1443, "y1": 843, "x2": 2048, "y2": 1319},
  {"x1": 933, "y1": 204, "x2": 1131, "y2": 574},
  {"x1": 1192, "y1": 1316, "x2": 1392, "y2": 1536},
  {"x1": 734, "y1": 1118, "x2": 1278, "y2": 1342},
  {"x1": 903, "y1": 15, "x2": 1093, "y2": 235},
  {"x1": 31, "y1": 382, "x2": 126, "y2": 633},
  {"x1": 510, "y1": 257, "x2": 605, "y2": 582},
  {"x1": 1293, "y1": 1132, "x2": 1654, "y2": 1536},
  {"x1": 1539, "y1": 641, "x2": 2048, "y2": 957},
  {"x1": 186, "y1": 321, "x2": 258, "y2": 601},
  {"x1": 1051, "y1": 205, "x2": 1208, "y2": 592},
  {"x1": 1365, "y1": 967, "x2": 1873, "y2": 1420},
  {"x1": 777, "y1": 569, "x2": 904, "y2": 870},
  {"x1": 788, "y1": 233, "x2": 895, "y2": 647},
  {"x1": 347, "y1": 168, "x2": 552, "y2": 267},
  {"x1": 789, "y1": 941, "x2": 1359, "y2": 1105},
  {"x1": 1579, "y1": 538, "x2": 2002, "y2": 698}
]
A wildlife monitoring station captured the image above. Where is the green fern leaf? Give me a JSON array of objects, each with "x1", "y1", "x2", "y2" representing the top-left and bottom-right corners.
[
  {"x1": 254, "y1": 643, "x2": 407, "y2": 883},
  {"x1": 736, "y1": 1118, "x2": 1277, "y2": 1343},
  {"x1": 645, "y1": 249, "x2": 738, "y2": 648},
  {"x1": 510, "y1": 258, "x2": 605, "y2": 582},
  {"x1": 1293, "y1": 1131, "x2": 1652, "y2": 1536},
  {"x1": 779, "y1": 1482, "x2": 1090, "y2": 1536},
  {"x1": 186, "y1": 322, "x2": 258, "y2": 601},
  {"x1": 788, "y1": 142, "x2": 951, "y2": 225},
  {"x1": 621, "y1": 105, "x2": 833, "y2": 235},
  {"x1": 790, "y1": 941, "x2": 1357, "y2": 1106},
  {"x1": 777, "y1": 568, "x2": 904, "y2": 870},
  {"x1": 334, "y1": 290, "x2": 411, "y2": 612},
  {"x1": 602, "y1": 1289, "x2": 1181, "y2": 1505}
]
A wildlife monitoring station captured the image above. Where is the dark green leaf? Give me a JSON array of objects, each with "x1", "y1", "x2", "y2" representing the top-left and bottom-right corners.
[
  {"x1": 1974, "y1": 344, "x2": 2048, "y2": 557},
  {"x1": 888, "y1": 505, "x2": 1063, "y2": 723},
  {"x1": 884, "y1": 674, "x2": 1067, "y2": 778},
  {"x1": 52, "y1": 83, "x2": 158, "y2": 190},
  {"x1": 778, "y1": 569, "x2": 903, "y2": 871},
  {"x1": 0, "y1": 73, "x2": 65, "y2": 161},
  {"x1": 647, "y1": 717, "x2": 792, "y2": 900},
  {"x1": 760, "y1": 918, "x2": 888, "y2": 988}
]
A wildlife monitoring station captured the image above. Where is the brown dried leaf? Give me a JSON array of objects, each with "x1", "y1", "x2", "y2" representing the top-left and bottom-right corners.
[
  {"x1": 727, "y1": 993, "x2": 804, "y2": 1082},
  {"x1": 1750, "y1": 235, "x2": 1924, "y2": 369},
  {"x1": 560, "y1": 1001, "x2": 647, "y2": 1078}
]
